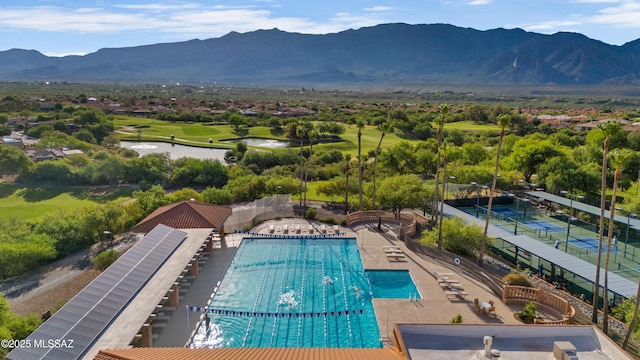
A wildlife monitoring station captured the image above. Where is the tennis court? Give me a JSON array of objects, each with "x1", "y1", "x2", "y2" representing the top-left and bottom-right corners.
[
  {"x1": 491, "y1": 207, "x2": 519, "y2": 218},
  {"x1": 569, "y1": 238, "x2": 620, "y2": 253},
  {"x1": 522, "y1": 221, "x2": 564, "y2": 233}
]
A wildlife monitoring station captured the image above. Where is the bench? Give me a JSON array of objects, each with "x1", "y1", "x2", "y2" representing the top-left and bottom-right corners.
[
  {"x1": 386, "y1": 253, "x2": 406, "y2": 261},
  {"x1": 444, "y1": 290, "x2": 468, "y2": 297}
]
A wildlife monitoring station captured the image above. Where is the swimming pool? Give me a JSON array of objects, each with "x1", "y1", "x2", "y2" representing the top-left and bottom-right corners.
[
  {"x1": 190, "y1": 237, "x2": 381, "y2": 348},
  {"x1": 366, "y1": 270, "x2": 421, "y2": 299}
]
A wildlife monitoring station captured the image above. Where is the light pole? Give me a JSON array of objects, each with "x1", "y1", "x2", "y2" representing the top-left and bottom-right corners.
[{"x1": 565, "y1": 215, "x2": 576, "y2": 252}]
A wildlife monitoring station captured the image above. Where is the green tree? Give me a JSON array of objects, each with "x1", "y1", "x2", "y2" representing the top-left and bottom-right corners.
[
  {"x1": 202, "y1": 187, "x2": 233, "y2": 205},
  {"x1": 506, "y1": 136, "x2": 562, "y2": 183},
  {"x1": 437, "y1": 142, "x2": 451, "y2": 250},
  {"x1": 479, "y1": 114, "x2": 510, "y2": 266},
  {"x1": 0, "y1": 145, "x2": 31, "y2": 176},
  {"x1": 132, "y1": 185, "x2": 168, "y2": 217},
  {"x1": 0, "y1": 294, "x2": 41, "y2": 358},
  {"x1": 432, "y1": 104, "x2": 449, "y2": 224},
  {"x1": 593, "y1": 120, "x2": 622, "y2": 323},
  {"x1": 602, "y1": 149, "x2": 634, "y2": 334},
  {"x1": 303, "y1": 128, "x2": 317, "y2": 206},
  {"x1": 421, "y1": 216, "x2": 487, "y2": 257},
  {"x1": 372, "y1": 122, "x2": 391, "y2": 210},
  {"x1": 356, "y1": 119, "x2": 365, "y2": 210},
  {"x1": 623, "y1": 291, "x2": 640, "y2": 349},
  {"x1": 377, "y1": 174, "x2": 428, "y2": 214},
  {"x1": 296, "y1": 125, "x2": 306, "y2": 206}
]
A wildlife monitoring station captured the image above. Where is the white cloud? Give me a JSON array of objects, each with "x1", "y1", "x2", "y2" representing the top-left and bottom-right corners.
[
  {"x1": 523, "y1": 19, "x2": 583, "y2": 31},
  {"x1": 364, "y1": 6, "x2": 396, "y2": 12},
  {"x1": 589, "y1": 1, "x2": 640, "y2": 27},
  {"x1": 468, "y1": 0, "x2": 492, "y2": 5},
  {"x1": 0, "y1": 3, "x2": 382, "y2": 38}
]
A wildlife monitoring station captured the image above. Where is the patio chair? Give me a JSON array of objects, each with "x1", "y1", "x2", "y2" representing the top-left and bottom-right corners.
[
  {"x1": 473, "y1": 298, "x2": 481, "y2": 312},
  {"x1": 485, "y1": 300, "x2": 496, "y2": 316}
]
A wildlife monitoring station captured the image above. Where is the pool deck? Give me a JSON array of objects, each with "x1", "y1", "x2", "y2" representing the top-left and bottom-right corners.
[{"x1": 154, "y1": 218, "x2": 523, "y2": 349}]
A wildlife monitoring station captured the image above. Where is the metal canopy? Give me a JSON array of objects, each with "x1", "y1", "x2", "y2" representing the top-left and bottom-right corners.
[
  {"x1": 443, "y1": 203, "x2": 637, "y2": 298},
  {"x1": 527, "y1": 190, "x2": 640, "y2": 231},
  {"x1": 8, "y1": 224, "x2": 187, "y2": 360}
]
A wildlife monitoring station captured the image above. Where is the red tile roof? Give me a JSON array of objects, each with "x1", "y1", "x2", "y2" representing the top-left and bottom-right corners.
[
  {"x1": 132, "y1": 201, "x2": 232, "y2": 233},
  {"x1": 94, "y1": 347, "x2": 403, "y2": 360}
]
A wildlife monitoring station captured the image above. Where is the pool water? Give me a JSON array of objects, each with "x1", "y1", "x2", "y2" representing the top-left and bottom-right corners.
[
  {"x1": 366, "y1": 270, "x2": 421, "y2": 299},
  {"x1": 190, "y1": 237, "x2": 381, "y2": 348}
]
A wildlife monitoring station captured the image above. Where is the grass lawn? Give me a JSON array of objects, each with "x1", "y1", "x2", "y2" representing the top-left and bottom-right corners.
[
  {"x1": 113, "y1": 116, "x2": 288, "y2": 149},
  {"x1": 0, "y1": 183, "x2": 134, "y2": 220},
  {"x1": 440, "y1": 121, "x2": 499, "y2": 131},
  {"x1": 298, "y1": 181, "x2": 339, "y2": 202},
  {"x1": 112, "y1": 116, "x2": 418, "y2": 155}
]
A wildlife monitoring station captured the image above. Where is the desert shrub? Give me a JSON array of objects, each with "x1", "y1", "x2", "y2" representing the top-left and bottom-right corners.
[
  {"x1": 91, "y1": 249, "x2": 119, "y2": 271},
  {"x1": 517, "y1": 301, "x2": 537, "y2": 323},
  {"x1": 319, "y1": 217, "x2": 336, "y2": 225},
  {"x1": 304, "y1": 207, "x2": 317, "y2": 219},
  {"x1": 502, "y1": 273, "x2": 533, "y2": 287},
  {"x1": 340, "y1": 219, "x2": 347, "y2": 226},
  {"x1": 449, "y1": 314, "x2": 463, "y2": 324}
]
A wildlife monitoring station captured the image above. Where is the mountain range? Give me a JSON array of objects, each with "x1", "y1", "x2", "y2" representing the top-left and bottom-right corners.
[{"x1": 1, "y1": 23, "x2": 640, "y2": 87}]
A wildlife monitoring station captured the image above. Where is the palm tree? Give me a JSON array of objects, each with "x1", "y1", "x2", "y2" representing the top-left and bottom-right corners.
[
  {"x1": 303, "y1": 128, "x2": 317, "y2": 207},
  {"x1": 623, "y1": 278, "x2": 640, "y2": 349},
  {"x1": 432, "y1": 104, "x2": 449, "y2": 246},
  {"x1": 478, "y1": 114, "x2": 511, "y2": 266},
  {"x1": 372, "y1": 122, "x2": 391, "y2": 211},
  {"x1": 356, "y1": 119, "x2": 365, "y2": 211},
  {"x1": 296, "y1": 125, "x2": 306, "y2": 207},
  {"x1": 592, "y1": 120, "x2": 622, "y2": 324},
  {"x1": 437, "y1": 142, "x2": 450, "y2": 248},
  {"x1": 602, "y1": 149, "x2": 634, "y2": 334}
]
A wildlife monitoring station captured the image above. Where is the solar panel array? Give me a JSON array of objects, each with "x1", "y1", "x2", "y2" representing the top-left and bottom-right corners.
[{"x1": 7, "y1": 224, "x2": 187, "y2": 360}]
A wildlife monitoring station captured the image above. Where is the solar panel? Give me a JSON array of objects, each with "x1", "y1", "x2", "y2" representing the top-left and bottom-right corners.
[{"x1": 8, "y1": 224, "x2": 187, "y2": 360}]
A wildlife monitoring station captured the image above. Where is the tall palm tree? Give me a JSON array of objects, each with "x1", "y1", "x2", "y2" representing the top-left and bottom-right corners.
[
  {"x1": 372, "y1": 122, "x2": 391, "y2": 211},
  {"x1": 592, "y1": 120, "x2": 622, "y2": 323},
  {"x1": 623, "y1": 278, "x2": 640, "y2": 349},
  {"x1": 356, "y1": 119, "x2": 365, "y2": 211},
  {"x1": 478, "y1": 114, "x2": 511, "y2": 266},
  {"x1": 432, "y1": 104, "x2": 449, "y2": 243},
  {"x1": 296, "y1": 125, "x2": 306, "y2": 207},
  {"x1": 437, "y1": 142, "x2": 450, "y2": 248},
  {"x1": 303, "y1": 128, "x2": 317, "y2": 207},
  {"x1": 602, "y1": 149, "x2": 633, "y2": 334}
]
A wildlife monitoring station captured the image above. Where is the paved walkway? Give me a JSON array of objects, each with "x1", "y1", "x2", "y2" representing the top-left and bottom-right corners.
[{"x1": 154, "y1": 218, "x2": 524, "y2": 348}]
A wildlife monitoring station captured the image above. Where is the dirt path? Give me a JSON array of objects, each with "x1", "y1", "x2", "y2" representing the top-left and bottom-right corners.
[{"x1": 1, "y1": 234, "x2": 140, "y2": 317}]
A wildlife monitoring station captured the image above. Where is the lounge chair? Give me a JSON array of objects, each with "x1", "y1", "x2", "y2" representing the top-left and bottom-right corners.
[
  {"x1": 308, "y1": 225, "x2": 314, "y2": 234},
  {"x1": 283, "y1": 224, "x2": 289, "y2": 234},
  {"x1": 295, "y1": 225, "x2": 301, "y2": 234},
  {"x1": 268, "y1": 224, "x2": 275, "y2": 234}
]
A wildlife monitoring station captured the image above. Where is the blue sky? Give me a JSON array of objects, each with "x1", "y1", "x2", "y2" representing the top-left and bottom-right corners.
[{"x1": 1, "y1": 0, "x2": 640, "y2": 56}]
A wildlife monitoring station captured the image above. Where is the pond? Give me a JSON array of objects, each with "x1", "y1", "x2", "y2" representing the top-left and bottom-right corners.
[
  {"x1": 222, "y1": 138, "x2": 291, "y2": 148},
  {"x1": 120, "y1": 141, "x2": 228, "y2": 161}
]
